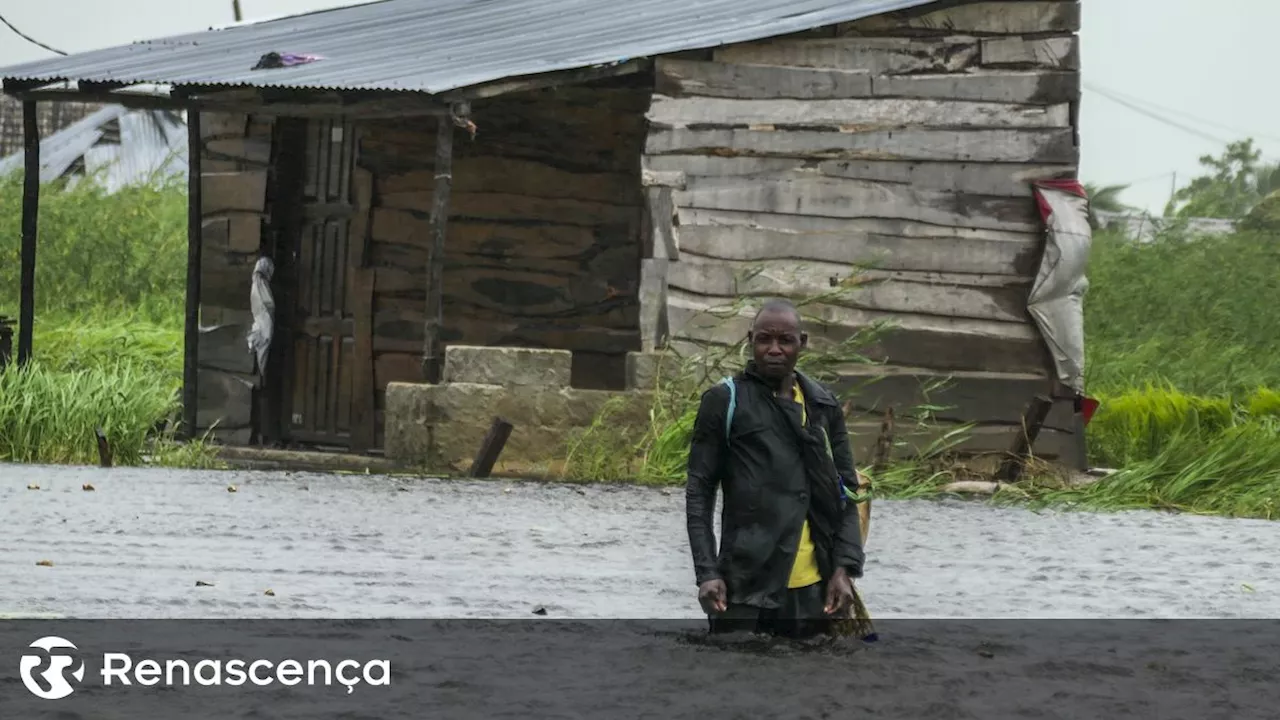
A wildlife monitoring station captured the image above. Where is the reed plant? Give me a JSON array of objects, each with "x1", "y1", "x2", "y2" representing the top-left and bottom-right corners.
[{"x1": 0, "y1": 172, "x2": 207, "y2": 467}]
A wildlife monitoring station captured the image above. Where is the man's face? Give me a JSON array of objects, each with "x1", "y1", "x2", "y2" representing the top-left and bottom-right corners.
[{"x1": 749, "y1": 308, "x2": 806, "y2": 379}]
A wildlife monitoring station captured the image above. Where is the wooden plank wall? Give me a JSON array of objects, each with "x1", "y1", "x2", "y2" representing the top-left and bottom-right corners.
[
  {"x1": 195, "y1": 112, "x2": 273, "y2": 444},
  {"x1": 642, "y1": 0, "x2": 1084, "y2": 459},
  {"x1": 356, "y1": 76, "x2": 650, "y2": 393}
]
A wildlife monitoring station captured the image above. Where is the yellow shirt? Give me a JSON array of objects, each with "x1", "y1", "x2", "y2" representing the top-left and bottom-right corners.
[{"x1": 788, "y1": 382, "x2": 822, "y2": 589}]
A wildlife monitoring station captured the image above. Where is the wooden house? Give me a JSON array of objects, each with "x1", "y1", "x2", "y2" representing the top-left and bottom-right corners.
[{"x1": 1, "y1": 0, "x2": 1093, "y2": 468}]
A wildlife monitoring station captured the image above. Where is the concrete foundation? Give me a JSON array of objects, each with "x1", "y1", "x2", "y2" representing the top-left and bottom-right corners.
[{"x1": 385, "y1": 346, "x2": 664, "y2": 474}]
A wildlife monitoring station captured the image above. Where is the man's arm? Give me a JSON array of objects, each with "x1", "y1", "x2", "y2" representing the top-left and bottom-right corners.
[
  {"x1": 827, "y1": 405, "x2": 865, "y2": 579},
  {"x1": 685, "y1": 385, "x2": 729, "y2": 586}
]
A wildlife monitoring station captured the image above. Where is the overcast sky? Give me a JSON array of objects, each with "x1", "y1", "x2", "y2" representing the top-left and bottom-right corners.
[{"x1": 2, "y1": 0, "x2": 1274, "y2": 213}]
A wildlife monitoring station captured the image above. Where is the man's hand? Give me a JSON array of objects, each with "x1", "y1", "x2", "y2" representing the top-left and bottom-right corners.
[
  {"x1": 824, "y1": 568, "x2": 855, "y2": 616},
  {"x1": 698, "y1": 579, "x2": 728, "y2": 614}
]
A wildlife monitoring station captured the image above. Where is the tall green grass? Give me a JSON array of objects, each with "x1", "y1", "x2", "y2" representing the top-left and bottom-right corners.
[
  {"x1": 1085, "y1": 228, "x2": 1280, "y2": 397},
  {"x1": 0, "y1": 172, "x2": 201, "y2": 467},
  {"x1": 0, "y1": 171, "x2": 187, "y2": 322}
]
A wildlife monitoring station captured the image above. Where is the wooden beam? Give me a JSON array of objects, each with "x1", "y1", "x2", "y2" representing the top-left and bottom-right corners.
[
  {"x1": 468, "y1": 416, "x2": 515, "y2": 478},
  {"x1": 182, "y1": 111, "x2": 203, "y2": 440},
  {"x1": 95, "y1": 427, "x2": 114, "y2": 468},
  {"x1": 998, "y1": 395, "x2": 1054, "y2": 481},
  {"x1": 422, "y1": 114, "x2": 456, "y2": 383},
  {"x1": 645, "y1": 187, "x2": 679, "y2": 260},
  {"x1": 441, "y1": 59, "x2": 647, "y2": 102},
  {"x1": 17, "y1": 100, "x2": 39, "y2": 367},
  {"x1": 15, "y1": 87, "x2": 458, "y2": 119},
  {"x1": 647, "y1": 96, "x2": 1071, "y2": 130}
]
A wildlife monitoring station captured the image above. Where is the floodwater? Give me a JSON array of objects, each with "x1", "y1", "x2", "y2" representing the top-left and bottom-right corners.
[{"x1": 3, "y1": 464, "x2": 1277, "y2": 620}]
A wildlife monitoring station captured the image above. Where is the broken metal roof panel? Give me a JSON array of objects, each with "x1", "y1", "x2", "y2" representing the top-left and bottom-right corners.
[{"x1": 0, "y1": 0, "x2": 938, "y2": 95}]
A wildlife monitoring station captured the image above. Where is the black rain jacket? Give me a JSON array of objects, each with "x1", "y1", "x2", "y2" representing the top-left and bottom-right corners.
[{"x1": 685, "y1": 363, "x2": 865, "y2": 609}]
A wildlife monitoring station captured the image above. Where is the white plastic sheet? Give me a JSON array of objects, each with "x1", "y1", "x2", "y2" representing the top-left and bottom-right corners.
[
  {"x1": 247, "y1": 257, "x2": 276, "y2": 380},
  {"x1": 1029, "y1": 181, "x2": 1091, "y2": 394}
]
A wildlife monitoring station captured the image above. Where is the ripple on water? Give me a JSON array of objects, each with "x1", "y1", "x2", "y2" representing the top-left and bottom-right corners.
[{"x1": 4, "y1": 465, "x2": 1280, "y2": 619}]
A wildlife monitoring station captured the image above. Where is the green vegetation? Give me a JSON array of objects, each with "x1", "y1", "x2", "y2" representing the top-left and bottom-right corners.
[{"x1": 0, "y1": 171, "x2": 214, "y2": 467}]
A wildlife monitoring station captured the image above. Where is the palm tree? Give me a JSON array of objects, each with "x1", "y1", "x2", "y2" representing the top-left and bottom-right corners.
[{"x1": 1083, "y1": 183, "x2": 1133, "y2": 229}]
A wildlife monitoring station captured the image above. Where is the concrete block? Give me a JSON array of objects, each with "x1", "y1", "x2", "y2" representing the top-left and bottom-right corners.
[
  {"x1": 443, "y1": 345, "x2": 572, "y2": 387},
  {"x1": 383, "y1": 381, "x2": 654, "y2": 472}
]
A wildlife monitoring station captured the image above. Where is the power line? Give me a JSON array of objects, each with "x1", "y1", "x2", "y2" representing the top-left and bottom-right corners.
[
  {"x1": 0, "y1": 12, "x2": 67, "y2": 56},
  {"x1": 1085, "y1": 84, "x2": 1233, "y2": 146},
  {"x1": 1085, "y1": 81, "x2": 1280, "y2": 145}
]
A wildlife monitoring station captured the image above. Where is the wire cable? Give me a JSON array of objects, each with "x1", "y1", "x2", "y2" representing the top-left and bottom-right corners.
[
  {"x1": 0, "y1": 12, "x2": 67, "y2": 56},
  {"x1": 1085, "y1": 84, "x2": 1232, "y2": 146},
  {"x1": 1085, "y1": 81, "x2": 1280, "y2": 146}
]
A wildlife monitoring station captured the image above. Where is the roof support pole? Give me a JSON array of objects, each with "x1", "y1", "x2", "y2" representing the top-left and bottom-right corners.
[
  {"x1": 421, "y1": 112, "x2": 457, "y2": 384},
  {"x1": 182, "y1": 110, "x2": 203, "y2": 440},
  {"x1": 17, "y1": 100, "x2": 40, "y2": 367}
]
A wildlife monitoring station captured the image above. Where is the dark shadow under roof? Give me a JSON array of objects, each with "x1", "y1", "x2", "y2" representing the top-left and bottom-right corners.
[{"x1": 0, "y1": 0, "x2": 939, "y2": 95}]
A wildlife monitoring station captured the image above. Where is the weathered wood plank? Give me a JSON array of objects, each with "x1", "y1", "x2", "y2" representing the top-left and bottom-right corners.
[
  {"x1": 641, "y1": 169, "x2": 687, "y2": 188},
  {"x1": 374, "y1": 352, "x2": 422, "y2": 391},
  {"x1": 348, "y1": 157, "x2": 376, "y2": 452},
  {"x1": 201, "y1": 215, "x2": 263, "y2": 254},
  {"x1": 646, "y1": 155, "x2": 1073, "y2": 197},
  {"x1": 647, "y1": 95, "x2": 1071, "y2": 129},
  {"x1": 438, "y1": 317, "x2": 641, "y2": 355},
  {"x1": 645, "y1": 187, "x2": 679, "y2": 260},
  {"x1": 201, "y1": 171, "x2": 267, "y2": 214},
  {"x1": 714, "y1": 36, "x2": 981, "y2": 74},
  {"x1": 645, "y1": 127, "x2": 1078, "y2": 163},
  {"x1": 349, "y1": 268, "x2": 376, "y2": 453},
  {"x1": 981, "y1": 36, "x2": 1080, "y2": 70},
  {"x1": 840, "y1": 420, "x2": 1078, "y2": 462},
  {"x1": 665, "y1": 291, "x2": 1050, "y2": 374},
  {"x1": 195, "y1": 369, "x2": 254, "y2": 429},
  {"x1": 371, "y1": 209, "x2": 628, "y2": 260},
  {"x1": 666, "y1": 257, "x2": 1031, "y2": 323},
  {"x1": 200, "y1": 113, "x2": 249, "y2": 140},
  {"x1": 378, "y1": 156, "x2": 640, "y2": 205},
  {"x1": 676, "y1": 222, "x2": 1042, "y2": 276},
  {"x1": 872, "y1": 71, "x2": 1079, "y2": 105},
  {"x1": 639, "y1": 258, "x2": 671, "y2": 352},
  {"x1": 673, "y1": 175, "x2": 1041, "y2": 232},
  {"x1": 848, "y1": 2, "x2": 1082, "y2": 35},
  {"x1": 204, "y1": 137, "x2": 271, "y2": 165},
  {"x1": 197, "y1": 324, "x2": 253, "y2": 375},
  {"x1": 828, "y1": 367, "x2": 1084, "y2": 430},
  {"x1": 678, "y1": 206, "x2": 1038, "y2": 239},
  {"x1": 380, "y1": 191, "x2": 640, "y2": 227},
  {"x1": 656, "y1": 58, "x2": 873, "y2": 100}
]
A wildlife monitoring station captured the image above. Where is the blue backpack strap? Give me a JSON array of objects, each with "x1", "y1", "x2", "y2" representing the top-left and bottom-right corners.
[{"x1": 719, "y1": 377, "x2": 736, "y2": 442}]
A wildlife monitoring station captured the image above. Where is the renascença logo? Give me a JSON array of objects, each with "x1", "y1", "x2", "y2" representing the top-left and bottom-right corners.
[
  {"x1": 20, "y1": 636, "x2": 86, "y2": 700},
  {"x1": 18, "y1": 635, "x2": 391, "y2": 699}
]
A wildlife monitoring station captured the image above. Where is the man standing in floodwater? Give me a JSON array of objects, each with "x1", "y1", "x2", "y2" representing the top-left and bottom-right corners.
[{"x1": 685, "y1": 299, "x2": 865, "y2": 638}]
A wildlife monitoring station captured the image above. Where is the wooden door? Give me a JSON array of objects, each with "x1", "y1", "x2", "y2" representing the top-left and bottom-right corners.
[{"x1": 288, "y1": 119, "x2": 376, "y2": 451}]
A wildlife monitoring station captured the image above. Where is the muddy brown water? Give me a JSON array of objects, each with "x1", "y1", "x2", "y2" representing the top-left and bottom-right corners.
[
  {"x1": 3, "y1": 464, "x2": 1279, "y2": 718},
  {"x1": 3, "y1": 464, "x2": 1277, "y2": 619}
]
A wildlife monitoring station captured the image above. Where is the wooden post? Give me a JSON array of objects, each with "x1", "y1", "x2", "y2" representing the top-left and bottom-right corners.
[
  {"x1": 422, "y1": 113, "x2": 455, "y2": 383},
  {"x1": 17, "y1": 100, "x2": 40, "y2": 366},
  {"x1": 182, "y1": 110, "x2": 203, "y2": 440},
  {"x1": 998, "y1": 395, "x2": 1054, "y2": 482},
  {"x1": 94, "y1": 427, "x2": 113, "y2": 468},
  {"x1": 468, "y1": 416, "x2": 514, "y2": 478}
]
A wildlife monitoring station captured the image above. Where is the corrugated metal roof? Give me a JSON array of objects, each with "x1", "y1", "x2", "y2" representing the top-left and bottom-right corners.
[
  {"x1": 0, "y1": 107, "x2": 188, "y2": 190},
  {"x1": 0, "y1": 0, "x2": 939, "y2": 95}
]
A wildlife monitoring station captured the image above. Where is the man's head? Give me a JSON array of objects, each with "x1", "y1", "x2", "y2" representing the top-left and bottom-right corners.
[{"x1": 748, "y1": 299, "x2": 807, "y2": 380}]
